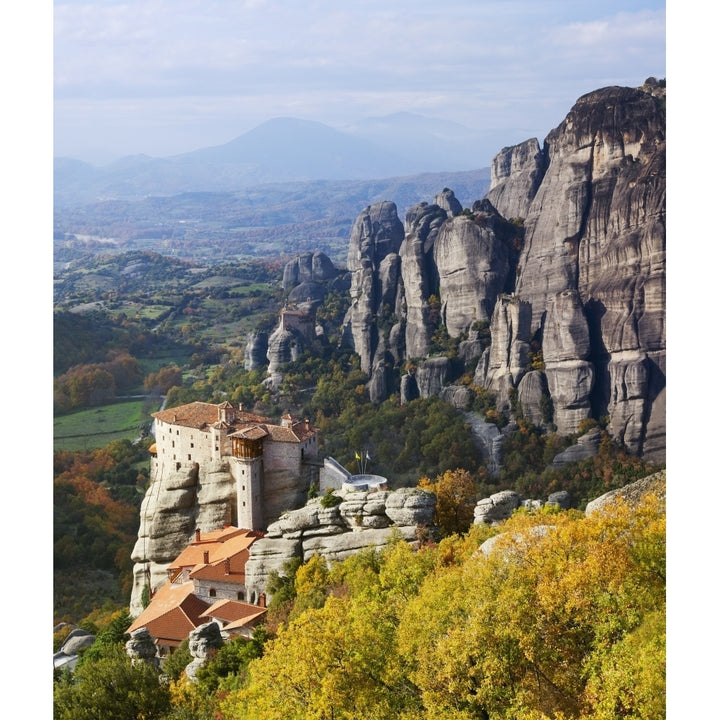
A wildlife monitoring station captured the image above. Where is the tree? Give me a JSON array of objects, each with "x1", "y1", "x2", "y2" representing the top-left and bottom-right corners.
[
  {"x1": 53, "y1": 644, "x2": 171, "y2": 720},
  {"x1": 144, "y1": 365, "x2": 183, "y2": 394},
  {"x1": 419, "y1": 468, "x2": 478, "y2": 537}
]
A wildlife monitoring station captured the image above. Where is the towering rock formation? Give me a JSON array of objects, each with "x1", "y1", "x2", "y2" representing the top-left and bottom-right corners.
[
  {"x1": 339, "y1": 83, "x2": 665, "y2": 462},
  {"x1": 342, "y1": 202, "x2": 406, "y2": 399},
  {"x1": 508, "y1": 85, "x2": 665, "y2": 459}
]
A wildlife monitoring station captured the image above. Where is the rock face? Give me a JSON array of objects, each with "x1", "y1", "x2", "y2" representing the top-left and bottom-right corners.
[
  {"x1": 343, "y1": 202, "x2": 406, "y2": 376},
  {"x1": 338, "y1": 83, "x2": 664, "y2": 462},
  {"x1": 244, "y1": 331, "x2": 269, "y2": 371},
  {"x1": 584, "y1": 469, "x2": 666, "y2": 515},
  {"x1": 486, "y1": 138, "x2": 546, "y2": 220},
  {"x1": 512, "y1": 86, "x2": 665, "y2": 460},
  {"x1": 60, "y1": 629, "x2": 96, "y2": 656},
  {"x1": 129, "y1": 461, "x2": 237, "y2": 616},
  {"x1": 185, "y1": 622, "x2": 224, "y2": 681},
  {"x1": 244, "y1": 487, "x2": 436, "y2": 600},
  {"x1": 282, "y1": 251, "x2": 337, "y2": 290},
  {"x1": 126, "y1": 628, "x2": 160, "y2": 670}
]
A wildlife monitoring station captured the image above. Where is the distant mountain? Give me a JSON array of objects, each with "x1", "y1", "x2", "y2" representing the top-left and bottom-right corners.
[
  {"x1": 54, "y1": 116, "x2": 492, "y2": 207},
  {"x1": 341, "y1": 112, "x2": 490, "y2": 172}
]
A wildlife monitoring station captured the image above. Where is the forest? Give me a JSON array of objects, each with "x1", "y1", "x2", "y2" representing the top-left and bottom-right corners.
[{"x1": 54, "y1": 488, "x2": 665, "y2": 719}]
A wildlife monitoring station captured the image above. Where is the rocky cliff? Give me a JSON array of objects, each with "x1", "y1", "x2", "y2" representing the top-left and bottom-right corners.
[
  {"x1": 340, "y1": 83, "x2": 665, "y2": 463},
  {"x1": 243, "y1": 487, "x2": 436, "y2": 601}
]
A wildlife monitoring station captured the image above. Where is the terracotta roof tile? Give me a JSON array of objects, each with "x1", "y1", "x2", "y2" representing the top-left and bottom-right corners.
[
  {"x1": 127, "y1": 582, "x2": 210, "y2": 644},
  {"x1": 153, "y1": 402, "x2": 271, "y2": 430},
  {"x1": 200, "y1": 599, "x2": 267, "y2": 625},
  {"x1": 168, "y1": 528, "x2": 262, "y2": 581},
  {"x1": 151, "y1": 401, "x2": 317, "y2": 442}
]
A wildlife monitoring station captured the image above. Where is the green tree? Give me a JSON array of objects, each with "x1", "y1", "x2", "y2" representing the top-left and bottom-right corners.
[{"x1": 54, "y1": 644, "x2": 171, "y2": 720}]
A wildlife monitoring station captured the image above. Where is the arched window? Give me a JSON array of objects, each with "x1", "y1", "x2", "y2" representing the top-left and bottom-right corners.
[{"x1": 209, "y1": 588, "x2": 216, "y2": 598}]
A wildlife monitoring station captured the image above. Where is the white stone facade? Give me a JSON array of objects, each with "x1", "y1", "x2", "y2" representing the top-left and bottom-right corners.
[{"x1": 150, "y1": 402, "x2": 320, "y2": 530}]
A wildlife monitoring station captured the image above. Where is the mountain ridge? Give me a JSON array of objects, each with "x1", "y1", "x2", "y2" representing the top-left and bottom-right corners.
[{"x1": 54, "y1": 114, "x2": 494, "y2": 207}]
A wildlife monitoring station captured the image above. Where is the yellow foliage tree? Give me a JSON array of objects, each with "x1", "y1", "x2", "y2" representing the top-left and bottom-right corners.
[{"x1": 419, "y1": 468, "x2": 478, "y2": 537}]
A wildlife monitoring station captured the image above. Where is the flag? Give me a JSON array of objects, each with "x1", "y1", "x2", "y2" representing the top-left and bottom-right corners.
[{"x1": 355, "y1": 451, "x2": 360, "y2": 460}]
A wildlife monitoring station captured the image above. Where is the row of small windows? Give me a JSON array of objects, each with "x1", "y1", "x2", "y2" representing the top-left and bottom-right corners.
[{"x1": 207, "y1": 588, "x2": 245, "y2": 601}]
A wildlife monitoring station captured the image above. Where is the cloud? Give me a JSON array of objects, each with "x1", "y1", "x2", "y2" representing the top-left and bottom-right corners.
[{"x1": 53, "y1": 0, "x2": 666, "y2": 160}]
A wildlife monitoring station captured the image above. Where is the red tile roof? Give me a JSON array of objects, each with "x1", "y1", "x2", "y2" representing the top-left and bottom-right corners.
[
  {"x1": 168, "y1": 528, "x2": 262, "y2": 582},
  {"x1": 127, "y1": 582, "x2": 210, "y2": 646},
  {"x1": 152, "y1": 402, "x2": 271, "y2": 429},
  {"x1": 151, "y1": 401, "x2": 316, "y2": 443},
  {"x1": 200, "y1": 599, "x2": 267, "y2": 626}
]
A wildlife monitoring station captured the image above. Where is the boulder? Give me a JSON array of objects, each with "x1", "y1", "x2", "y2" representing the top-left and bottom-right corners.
[
  {"x1": 185, "y1": 622, "x2": 224, "y2": 682},
  {"x1": 125, "y1": 627, "x2": 159, "y2": 670},
  {"x1": 473, "y1": 490, "x2": 521, "y2": 525},
  {"x1": 60, "y1": 629, "x2": 95, "y2": 656}
]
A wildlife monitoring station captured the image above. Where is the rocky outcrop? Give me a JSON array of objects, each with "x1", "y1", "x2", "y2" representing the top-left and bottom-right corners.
[
  {"x1": 399, "y1": 202, "x2": 446, "y2": 359},
  {"x1": 584, "y1": 469, "x2": 666, "y2": 515},
  {"x1": 244, "y1": 331, "x2": 269, "y2": 371},
  {"x1": 337, "y1": 84, "x2": 664, "y2": 462},
  {"x1": 266, "y1": 325, "x2": 305, "y2": 386},
  {"x1": 434, "y1": 213, "x2": 510, "y2": 337},
  {"x1": 129, "y1": 461, "x2": 237, "y2": 616},
  {"x1": 342, "y1": 202, "x2": 405, "y2": 375},
  {"x1": 486, "y1": 138, "x2": 546, "y2": 220},
  {"x1": 126, "y1": 628, "x2": 160, "y2": 670},
  {"x1": 462, "y1": 412, "x2": 504, "y2": 477},
  {"x1": 244, "y1": 487, "x2": 436, "y2": 600},
  {"x1": 510, "y1": 86, "x2": 665, "y2": 458},
  {"x1": 542, "y1": 289, "x2": 594, "y2": 434},
  {"x1": 475, "y1": 294, "x2": 532, "y2": 411},
  {"x1": 433, "y1": 188, "x2": 463, "y2": 217},
  {"x1": 473, "y1": 490, "x2": 521, "y2": 525},
  {"x1": 549, "y1": 427, "x2": 602, "y2": 468},
  {"x1": 282, "y1": 251, "x2": 337, "y2": 290},
  {"x1": 59, "y1": 628, "x2": 96, "y2": 656},
  {"x1": 185, "y1": 622, "x2": 224, "y2": 681}
]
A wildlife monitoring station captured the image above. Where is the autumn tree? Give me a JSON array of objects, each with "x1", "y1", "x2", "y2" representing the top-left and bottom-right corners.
[
  {"x1": 419, "y1": 468, "x2": 478, "y2": 536},
  {"x1": 143, "y1": 364, "x2": 183, "y2": 394}
]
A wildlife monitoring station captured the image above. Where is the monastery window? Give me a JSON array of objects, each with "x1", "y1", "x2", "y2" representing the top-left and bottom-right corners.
[
  {"x1": 242, "y1": 501, "x2": 246, "y2": 507},
  {"x1": 209, "y1": 588, "x2": 216, "y2": 598},
  {"x1": 176, "y1": 430, "x2": 179, "y2": 435},
  {"x1": 172, "y1": 440, "x2": 175, "y2": 447},
  {"x1": 242, "y1": 485, "x2": 245, "y2": 491},
  {"x1": 237, "y1": 591, "x2": 245, "y2": 601},
  {"x1": 190, "y1": 443, "x2": 194, "y2": 448},
  {"x1": 188, "y1": 454, "x2": 191, "y2": 461},
  {"x1": 176, "y1": 462, "x2": 181, "y2": 471}
]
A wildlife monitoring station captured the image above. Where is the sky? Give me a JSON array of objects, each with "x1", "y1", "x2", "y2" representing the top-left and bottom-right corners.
[{"x1": 53, "y1": 0, "x2": 667, "y2": 166}]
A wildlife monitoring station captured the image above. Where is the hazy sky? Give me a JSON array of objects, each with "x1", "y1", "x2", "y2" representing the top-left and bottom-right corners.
[{"x1": 53, "y1": 0, "x2": 666, "y2": 165}]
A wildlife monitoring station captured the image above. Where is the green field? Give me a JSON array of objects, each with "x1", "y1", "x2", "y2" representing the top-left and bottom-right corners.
[{"x1": 53, "y1": 397, "x2": 164, "y2": 452}]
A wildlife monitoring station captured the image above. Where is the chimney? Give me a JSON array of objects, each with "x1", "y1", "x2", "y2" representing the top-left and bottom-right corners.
[
  {"x1": 195, "y1": 528, "x2": 201, "y2": 542},
  {"x1": 259, "y1": 593, "x2": 266, "y2": 608},
  {"x1": 305, "y1": 418, "x2": 310, "y2": 430},
  {"x1": 224, "y1": 558, "x2": 231, "y2": 575},
  {"x1": 203, "y1": 550, "x2": 210, "y2": 564},
  {"x1": 238, "y1": 402, "x2": 243, "y2": 412}
]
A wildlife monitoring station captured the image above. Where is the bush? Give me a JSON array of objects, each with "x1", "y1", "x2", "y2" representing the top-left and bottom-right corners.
[{"x1": 320, "y1": 489, "x2": 343, "y2": 508}]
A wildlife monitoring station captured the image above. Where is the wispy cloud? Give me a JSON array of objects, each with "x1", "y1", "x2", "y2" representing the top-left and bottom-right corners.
[{"x1": 53, "y1": 0, "x2": 666, "y2": 161}]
